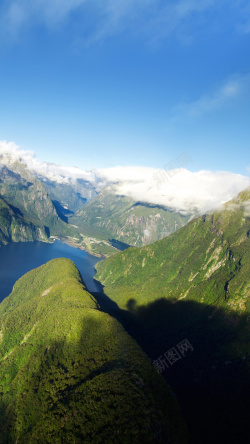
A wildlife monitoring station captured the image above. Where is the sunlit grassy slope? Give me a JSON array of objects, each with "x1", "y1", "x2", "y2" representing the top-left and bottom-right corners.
[
  {"x1": 0, "y1": 258, "x2": 187, "y2": 444},
  {"x1": 95, "y1": 187, "x2": 250, "y2": 313}
]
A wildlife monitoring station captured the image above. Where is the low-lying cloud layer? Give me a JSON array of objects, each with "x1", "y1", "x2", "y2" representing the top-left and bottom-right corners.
[
  {"x1": 1, "y1": 0, "x2": 249, "y2": 47},
  {"x1": 1, "y1": 140, "x2": 249, "y2": 215},
  {"x1": 97, "y1": 166, "x2": 250, "y2": 214},
  {"x1": 0, "y1": 140, "x2": 96, "y2": 184}
]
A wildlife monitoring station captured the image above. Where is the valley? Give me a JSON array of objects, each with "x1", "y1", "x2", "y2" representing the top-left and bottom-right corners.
[
  {"x1": 1, "y1": 3, "x2": 249, "y2": 441},
  {"x1": 0, "y1": 157, "x2": 196, "y2": 257},
  {"x1": 0, "y1": 153, "x2": 249, "y2": 443},
  {"x1": 69, "y1": 187, "x2": 193, "y2": 248}
]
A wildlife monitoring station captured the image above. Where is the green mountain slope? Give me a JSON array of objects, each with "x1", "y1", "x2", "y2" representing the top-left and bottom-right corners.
[
  {"x1": 95, "y1": 187, "x2": 250, "y2": 444},
  {"x1": 0, "y1": 258, "x2": 187, "y2": 444},
  {"x1": 95, "y1": 187, "x2": 250, "y2": 312},
  {"x1": 71, "y1": 187, "x2": 192, "y2": 247},
  {"x1": 0, "y1": 161, "x2": 80, "y2": 240},
  {"x1": 0, "y1": 195, "x2": 48, "y2": 245}
]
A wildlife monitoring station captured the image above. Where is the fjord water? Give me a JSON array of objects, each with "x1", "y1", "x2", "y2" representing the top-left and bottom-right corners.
[{"x1": 0, "y1": 240, "x2": 103, "y2": 302}]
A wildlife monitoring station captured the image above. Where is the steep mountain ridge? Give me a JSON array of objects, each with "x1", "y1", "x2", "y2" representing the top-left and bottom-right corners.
[
  {"x1": 0, "y1": 195, "x2": 48, "y2": 245},
  {"x1": 0, "y1": 160, "x2": 80, "y2": 240},
  {"x1": 0, "y1": 258, "x2": 187, "y2": 444},
  {"x1": 0, "y1": 161, "x2": 57, "y2": 224}
]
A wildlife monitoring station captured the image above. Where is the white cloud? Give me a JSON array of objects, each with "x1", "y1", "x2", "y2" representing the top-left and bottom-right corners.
[
  {"x1": 142, "y1": 0, "x2": 217, "y2": 46},
  {"x1": 0, "y1": 0, "x2": 230, "y2": 47},
  {"x1": 0, "y1": 0, "x2": 88, "y2": 41},
  {"x1": 81, "y1": 0, "x2": 221, "y2": 47},
  {"x1": 1, "y1": 140, "x2": 249, "y2": 215},
  {"x1": 173, "y1": 73, "x2": 250, "y2": 119},
  {"x1": 95, "y1": 166, "x2": 250, "y2": 214},
  {"x1": 0, "y1": 140, "x2": 35, "y2": 164},
  {"x1": 6, "y1": 0, "x2": 86, "y2": 26},
  {"x1": 0, "y1": 140, "x2": 97, "y2": 184},
  {"x1": 2, "y1": 0, "x2": 250, "y2": 48}
]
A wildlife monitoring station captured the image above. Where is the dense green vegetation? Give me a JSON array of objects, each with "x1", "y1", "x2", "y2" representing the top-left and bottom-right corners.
[
  {"x1": 1, "y1": 155, "x2": 249, "y2": 442},
  {"x1": 96, "y1": 187, "x2": 250, "y2": 312},
  {"x1": 0, "y1": 258, "x2": 187, "y2": 443},
  {"x1": 95, "y1": 187, "x2": 250, "y2": 443},
  {"x1": 71, "y1": 187, "x2": 192, "y2": 247}
]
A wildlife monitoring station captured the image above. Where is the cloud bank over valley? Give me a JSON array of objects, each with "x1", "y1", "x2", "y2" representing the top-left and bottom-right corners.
[{"x1": 1, "y1": 140, "x2": 249, "y2": 215}]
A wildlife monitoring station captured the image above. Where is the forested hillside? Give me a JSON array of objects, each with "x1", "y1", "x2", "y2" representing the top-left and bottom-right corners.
[
  {"x1": 0, "y1": 258, "x2": 187, "y2": 444},
  {"x1": 96, "y1": 187, "x2": 250, "y2": 311}
]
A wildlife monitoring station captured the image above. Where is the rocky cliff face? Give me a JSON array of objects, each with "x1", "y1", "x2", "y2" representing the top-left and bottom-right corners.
[
  {"x1": 38, "y1": 176, "x2": 97, "y2": 215},
  {"x1": 0, "y1": 159, "x2": 80, "y2": 239},
  {"x1": 0, "y1": 195, "x2": 48, "y2": 245},
  {"x1": 0, "y1": 161, "x2": 58, "y2": 226},
  {"x1": 71, "y1": 187, "x2": 193, "y2": 246}
]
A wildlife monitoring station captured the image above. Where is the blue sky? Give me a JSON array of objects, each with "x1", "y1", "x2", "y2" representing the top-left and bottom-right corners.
[{"x1": 0, "y1": 0, "x2": 249, "y2": 174}]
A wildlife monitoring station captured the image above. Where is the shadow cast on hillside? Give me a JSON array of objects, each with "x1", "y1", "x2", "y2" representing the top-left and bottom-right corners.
[
  {"x1": 91, "y1": 279, "x2": 120, "y2": 313},
  {"x1": 0, "y1": 309, "x2": 181, "y2": 444},
  {"x1": 1, "y1": 273, "x2": 249, "y2": 444},
  {"x1": 89, "y1": 286, "x2": 250, "y2": 444}
]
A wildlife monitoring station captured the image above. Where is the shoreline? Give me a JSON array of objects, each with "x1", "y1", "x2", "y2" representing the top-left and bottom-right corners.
[{"x1": 49, "y1": 236, "x2": 106, "y2": 258}]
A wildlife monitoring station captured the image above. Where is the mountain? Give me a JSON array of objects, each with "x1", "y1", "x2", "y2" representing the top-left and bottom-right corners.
[
  {"x1": 0, "y1": 258, "x2": 187, "y2": 444},
  {"x1": 70, "y1": 187, "x2": 193, "y2": 247},
  {"x1": 0, "y1": 195, "x2": 48, "y2": 245},
  {"x1": 37, "y1": 175, "x2": 97, "y2": 220},
  {"x1": 1, "y1": 157, "x2": 193, "y2": 255},
  {"x1": 0, "y1": 157, "x2": 195, "y2": 253},
  {"x1": 95, "y1": 187, "x2": 250, "y2": 443},
  {"x1": 0, "y1": 160, "x2": 80, "y2": 240},
  {"x1": 95, "y1": 187, "x2": 250, "y2": 310}
]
